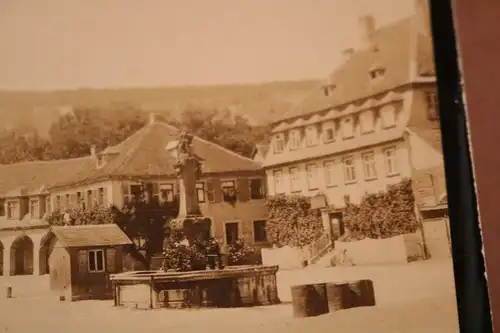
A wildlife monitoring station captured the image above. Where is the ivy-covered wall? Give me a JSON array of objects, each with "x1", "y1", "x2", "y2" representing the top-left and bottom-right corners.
[
  {"x1": 343, "y1": 178, "x2": 419, "y2": 240},
  {"x1": 265, "y1": 195, "x2": 324, "y2": 248}
]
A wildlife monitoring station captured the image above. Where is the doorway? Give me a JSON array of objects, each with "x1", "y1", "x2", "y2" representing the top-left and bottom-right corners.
[
  {"x1": 328, "y1": 212, "x2": 345, "y2": 242},
  {"x1": 225, "y1": 222, "x2": 240, "y2": 245}
]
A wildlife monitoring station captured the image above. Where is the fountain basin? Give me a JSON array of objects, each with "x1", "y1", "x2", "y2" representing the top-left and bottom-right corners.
[{"x1": 109, "y1": 265, "x2": 280, "y2": 309}]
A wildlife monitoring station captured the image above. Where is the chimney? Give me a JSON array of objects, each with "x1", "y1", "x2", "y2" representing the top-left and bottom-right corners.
[
  {"x1": 415, "y1": 0, "x2": 431, "y2": 36},
  {"x1": 359, "y1": 15, "x2": 376, "y2": 48},
  {"x1": 90, "y1": 145, "x2": 96, "y2": 157},
  {"x1": 341, "y1": 48, "x2": 355, "y2": 61},
  {"x1": 148, "y1": 113, "x2": 158, "y2": 125}
]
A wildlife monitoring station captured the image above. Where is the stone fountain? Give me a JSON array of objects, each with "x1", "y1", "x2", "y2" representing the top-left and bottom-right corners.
[{"x1": 109, "y1": 131, "x2": 280, "y2": 309}]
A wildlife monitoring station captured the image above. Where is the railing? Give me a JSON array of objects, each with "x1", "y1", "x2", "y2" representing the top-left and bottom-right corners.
[{"x1": 305, "y1": 233, "x2": 333, "y2": 264}]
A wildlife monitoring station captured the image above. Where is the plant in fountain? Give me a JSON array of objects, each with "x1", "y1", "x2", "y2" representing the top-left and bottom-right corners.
[
  {"x1": 227, "y1": 239, "x2": 255, "y2": 265},
  {"x1": 161, "y1": 130, "x2": 215, "y2": 271}
]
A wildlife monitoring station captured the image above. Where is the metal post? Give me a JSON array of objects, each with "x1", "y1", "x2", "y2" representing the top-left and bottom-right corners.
[{"x1": 149, "y1": 276, "x2": 154, "y2": 309}]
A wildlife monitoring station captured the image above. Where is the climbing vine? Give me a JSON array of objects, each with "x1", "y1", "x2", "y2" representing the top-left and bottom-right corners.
[
  {"x1": 265, "y1": 195, "x2": 323, "y2": 248},
  {"x1": 343, "y1": 178, "x2": 418, "y2": 240}
]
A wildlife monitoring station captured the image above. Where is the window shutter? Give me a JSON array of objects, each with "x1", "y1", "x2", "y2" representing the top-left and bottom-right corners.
[
  {"x1": 92, "y1": 189, "x2": 98, "y2": 207},
  {"x1": 78, "y1": 250, "x2": 88, "y2": 273},
  {"x1": 238, "y1": 178, "x2": 250, "y2": 202},
  {"x1": 102, "y1": 188, "x2": 109, "y2": 207},
  {"x1": 206, "y1": 179, "x2": 215, "y2": 202},
  {"x1": 70, "y1": 193, "x2": 77, "y2": 209},
  {"x1": 106, "y1": 248, "x2": 117, "y2": 273},
  {"x1": 211, "y1": 178, "x2": 222, "y2": 203}
]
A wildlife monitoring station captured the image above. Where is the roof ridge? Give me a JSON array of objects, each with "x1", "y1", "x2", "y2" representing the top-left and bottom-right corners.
[
  {"x1": 156, "y1": 121, "x2": 260, "y2": 165},
  {"x1": 52, "y1": 224, "x2": 117, "y2": 229},
  {"x1": 0, "y1": 155, "x2": 93, "y2": 168},
  {"x1": 111, "y1": 122, "x2": 155, "y2": 174},
  {"x1": 192, "y1": 135, "x2": 262, "y2": 166}
]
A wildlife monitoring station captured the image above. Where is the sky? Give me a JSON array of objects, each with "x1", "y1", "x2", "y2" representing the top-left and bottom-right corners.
[{"x1": 0, "y1": 0, "x2": 414, "y2": 91}]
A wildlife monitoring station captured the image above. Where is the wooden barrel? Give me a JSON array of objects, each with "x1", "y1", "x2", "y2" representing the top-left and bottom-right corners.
[
  {"x1": 325, "y1": 282, "x2": 351, "y2": 312},
  {"x1": 291, "y1": 283, "x2": 329, "y2": 318},
  {"x1": 347, "y1": 279, "x2": 376, "y2": 308}
]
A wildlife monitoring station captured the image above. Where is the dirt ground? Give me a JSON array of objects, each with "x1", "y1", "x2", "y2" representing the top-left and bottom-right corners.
[{"x1": 0, "y1": 259, "x2": 459, "y2": 333}]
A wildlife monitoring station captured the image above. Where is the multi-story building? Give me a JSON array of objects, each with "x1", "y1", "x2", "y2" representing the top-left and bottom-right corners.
[
  {"x1": 262, "y1": 0, "x2": 450, "y2": 259},
  {"x1": 0, "y1": 113, "x2": 269, "y2": 276}
]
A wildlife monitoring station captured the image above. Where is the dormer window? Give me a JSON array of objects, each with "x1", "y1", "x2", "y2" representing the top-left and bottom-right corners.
[
  {"x1": 305, "y1": 125, "x2": 318, "y2": 146},
  {"x1": 322, "y1": 84, "x2": 337, "y2": 97},
  {"x1": 96, "y1": 155, "x2": 104, "y2": 168},
  {"x1": 289, "y1": 129, "x2": 301, "y2": 150},
  {"x1": 342, "y1": 116, "x2": 355, "y2": 139},
  {"x1": 30, "y1": 199, "x2": 40, "y2": 219},
  {"x1": 274, "y1": 133, "x2": 285, "y2": 153},
  {"x1": 360, "y1": 110, "x2": 375, "y2": 134},
  {"x1": 322, "y1": 121, "x2": 335, "y2": 143},
  {"x1": 381, "y1": 104, "x2": 397, "y2": 128},
  {"x1": 369, "y1": 64, "x2": 386, "y2": 80}
]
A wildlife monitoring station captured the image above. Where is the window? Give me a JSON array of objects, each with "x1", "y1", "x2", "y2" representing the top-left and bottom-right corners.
[
  {"x1": 221, "y1": 180, "x2": 237, "y2": 202},
  {"x1": 343, "y1": 156, "x2": 357, "y2": 183},
  {"x1": 305, "y1": 125, "x2": 318, "y2": 146},
  {"x1": 253, "y1": 220, "x2": 267, "y2": 243},
  {"x1": 360, "y1": 110, "x2": 375, "y2": 133},
  {"x1": 98, "y1": 188, "x2": 105, "y2": 206},
  {"x1": 225, "y1": 222, "x2": 240, "y2": 244},
  {"x1": 324, "y1": 161, "x2": 338, "y2": 187},
  {"x1": 384, "y1": 147, "x2": 399, "y2": 176},
  {"x1": 6, "y1": 200, "x2": 17, "y2": 219},
  {"x1": 158, "y1": 183, "x2": 175, "y2": 203},
  {"x1": 86, "y1": 190, "x2": 93, "y2": 209},
  {"x1": 55, "y1": 196, "x2": 61, "y2": 211},
  {"x1": 29, "y1": 199, "x2": 39, "y2": 219},
  {"x1": 425, "y1": 92, "x2": 439, "y2": 120},
  {"x1": 77, "y1": 192, "x2": 85, "y2": 209},
  {"x1": 289, "y1": 167, "x2": 302, "y2": 193},
  {"x1": 88, "y1": 250, "x2": 105, "y2": 273},
  {"x1": 362, "y1": 152, "x2": 377, "y2": 180},
  {"x1": 274, "y1": 133, "x2": 285, "y2": 153},
  {"x1": 342, "y1": 117, "x2": 354, "y2": 139},
  {"x1": 45, "y1": 197, "x2": 51, "y2": 215},
  {"x1": 123, "y1": 184, "x2": 142, "y2": 205},
  {"x1": 322, "y1": 122, "x2": 335, "y2": 143},
  {"x1": 381, "y1": 105, "x2": 397, "y2": 128},
  {"x1": 196, "y1": 182, "x2": 206, "y2": 203},
  {"x1": 0, "y1": 199, "x2": 5, "y2": 216},
  {"x1": 133, "y1": 237, "x2": 147, "y2": 250},
  {"x1": 250, "y1": 179, "x2": 264, "y2": 199},
  {"x1": 273, "y1": 170, "x2": 285, "y2": 194},
  {"x1": 306, "y1": 164, "x2": 319, "y2": 190},
  {"x1": 65, "y1": 194, "x2": 70, "y2": 211},
  {"x1": 289, "y1": 129, "x2": 301, "y2": 150},
  {"x1": 369, "y1": 67, "x2": 386, "y2": 79}
]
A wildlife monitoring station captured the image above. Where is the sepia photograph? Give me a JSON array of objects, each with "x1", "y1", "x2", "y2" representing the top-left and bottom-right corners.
[{"x1": 0, "y1": 0, "x2": 459, "y2": 332}]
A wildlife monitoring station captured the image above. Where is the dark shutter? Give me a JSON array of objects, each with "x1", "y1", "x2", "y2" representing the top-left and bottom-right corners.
[
  {"x1": 78, "y1": 250, "x2": 88, "y2": 273},
  {"x1": 211, "y1": 178, "x2": 222, "y2": 203},
  {"x1": 106, "y1": 248, "x2": 117, "y2": 273},
  {"x1": 238, "y1": 178, "x2": 250, "y2": 202},
  {"x1": 206, "y1": 179, "x2": 215, "y2": 202}
]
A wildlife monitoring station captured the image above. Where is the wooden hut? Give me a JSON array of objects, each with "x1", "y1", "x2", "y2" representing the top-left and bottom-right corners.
[{"x1": 46, "y1": 224, "x2": 133, "y2": 301}]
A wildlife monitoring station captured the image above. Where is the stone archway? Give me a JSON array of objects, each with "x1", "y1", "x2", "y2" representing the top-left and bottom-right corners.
[
  {"x1": 38, "y1": 232, "x2": 55, "y2": 275},
  {"x1": 10, "y1": 235, "x2": 34, "y2": 275}
]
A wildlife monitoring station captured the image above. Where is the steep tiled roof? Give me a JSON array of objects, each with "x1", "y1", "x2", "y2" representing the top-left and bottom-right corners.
[
  {"x1": 51, "y1": 224, "x2": 132, "y2": 247},
  {"x1": 49, "y1": 120, "x2": 263, "y2": 189},
  {"x1": 280, "y1": 14, "x2": 435, "y2": 123},
  {"x1": 0, "y1": 157, "x2": 96, "y2": 197}
]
